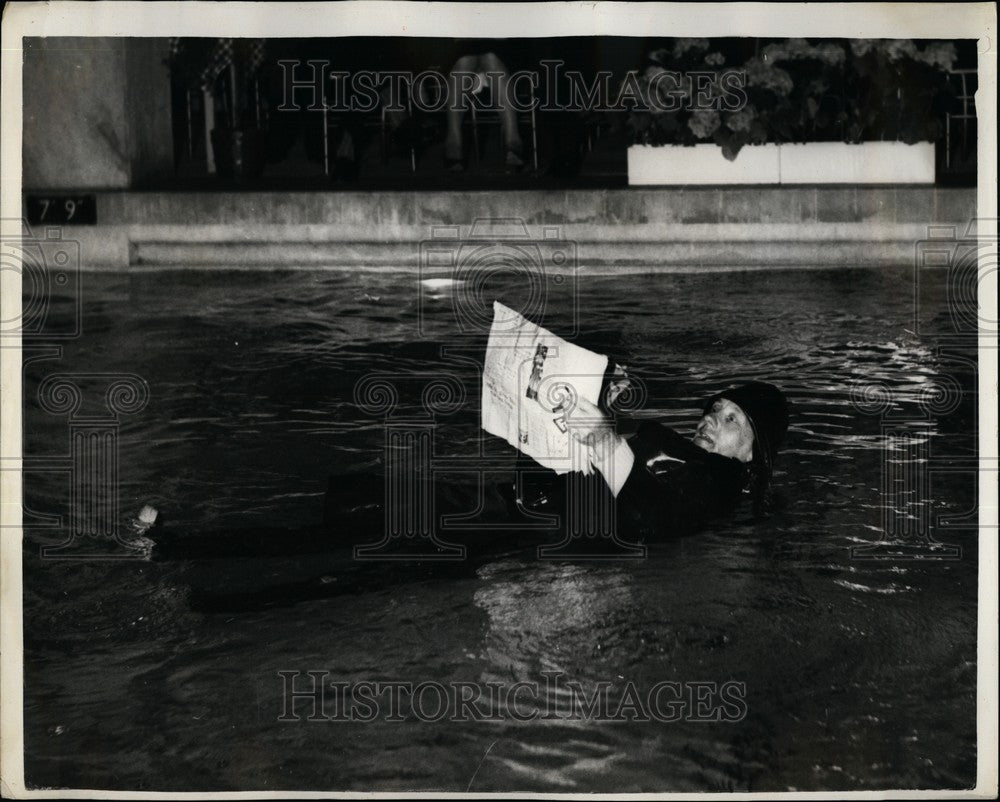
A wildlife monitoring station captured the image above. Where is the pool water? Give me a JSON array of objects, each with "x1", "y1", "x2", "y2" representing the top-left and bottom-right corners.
[{"x1": 22, "y1": 267, "x2": 978, "y2": 791}]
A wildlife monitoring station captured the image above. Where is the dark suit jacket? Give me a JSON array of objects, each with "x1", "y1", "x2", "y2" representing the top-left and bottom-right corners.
[
  {"x1": 616, "y1": 421, "x2": 750, "y2": 539},
  {"x1": 519, "y1": 421, "x2": 751, "y2": 543}
]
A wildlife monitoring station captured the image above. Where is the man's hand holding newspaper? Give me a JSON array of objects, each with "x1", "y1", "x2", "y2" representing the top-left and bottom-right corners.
[{"x1": 481, "y1": 301, "x2": 630, "y2": 482}]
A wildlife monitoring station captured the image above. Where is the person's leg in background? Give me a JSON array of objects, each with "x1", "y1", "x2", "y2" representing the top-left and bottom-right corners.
[
  {"x1": 444, "y1": 53, "x2": 479, "y2": 169},
  {"x1": 479, "y1": 51, "x2": 525, "y2": 169}
]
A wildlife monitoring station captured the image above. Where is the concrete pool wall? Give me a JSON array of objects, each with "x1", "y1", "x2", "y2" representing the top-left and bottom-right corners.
[{"x1": 32, "y1": 186, "x2": 977, "y2": 272}]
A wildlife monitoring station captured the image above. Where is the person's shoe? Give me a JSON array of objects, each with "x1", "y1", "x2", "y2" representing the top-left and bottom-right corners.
[
  {"x1": 505, "y1": 147, "x2": 526, "y2": 174},
  {"x1": 123, "y1": 504, "x2": 159, "y2": 560}
]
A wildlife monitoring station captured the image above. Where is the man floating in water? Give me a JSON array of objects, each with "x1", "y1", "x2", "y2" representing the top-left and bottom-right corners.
[
  {"x1": 137, "y1": 298, "x2": 789, "y2": 607},
  {"x1": 137, "y1": 376, "x2": 789, "y2": 611},
  {"x1": 529, "y1": 379, "x2": 792, "y2": 541}
]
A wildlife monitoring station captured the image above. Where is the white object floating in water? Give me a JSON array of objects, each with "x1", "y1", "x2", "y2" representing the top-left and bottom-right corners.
[
  {"x1": 122, "y1": 504, "x2": 158, "y2": 559},
  {"x1": 420, "y1": 278, "x2": 465, "y2": 291}
]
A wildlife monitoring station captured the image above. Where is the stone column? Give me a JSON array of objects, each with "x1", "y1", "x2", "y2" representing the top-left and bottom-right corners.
[{"x1": 23, "y1": 37, "x2": 173, "y2": 190}]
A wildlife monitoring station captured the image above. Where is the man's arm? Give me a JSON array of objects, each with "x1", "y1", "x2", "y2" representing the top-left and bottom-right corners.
[
  {"x1": 564, "y1": 397, "x2": 635, "y2": 497},
  {"x1": 591, "y1": 433, "x2": 635, "y2": 497}
]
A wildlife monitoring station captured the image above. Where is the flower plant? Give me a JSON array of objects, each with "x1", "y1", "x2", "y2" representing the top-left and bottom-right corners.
[{"x1": 629, "y1": 38, "x2": 959, "y2": 160}]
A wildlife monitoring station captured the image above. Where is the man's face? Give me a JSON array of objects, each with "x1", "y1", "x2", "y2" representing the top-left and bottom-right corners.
[{"x1": 693, "y1": 398, "x2": 754, "y2": 462}]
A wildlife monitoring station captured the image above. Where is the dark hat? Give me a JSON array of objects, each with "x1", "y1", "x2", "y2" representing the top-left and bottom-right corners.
[{"x1": 702, "y1": 381, "x2": 789, "y2": 474}]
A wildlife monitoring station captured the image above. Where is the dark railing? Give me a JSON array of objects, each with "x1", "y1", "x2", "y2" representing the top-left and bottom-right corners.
[{"x1": 938, "y1": 68, "x2": 977, "y2": 185}]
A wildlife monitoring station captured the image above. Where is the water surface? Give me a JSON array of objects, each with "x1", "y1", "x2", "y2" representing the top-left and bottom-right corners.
[{"x1": 22, "y1": 267, "x2": 978, "y2": 792}]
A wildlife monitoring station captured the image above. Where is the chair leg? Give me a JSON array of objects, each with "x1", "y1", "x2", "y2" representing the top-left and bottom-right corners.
[
  {"x1": 322, "y1": 87, "x2": 329, "y2": 176},
  {"x1": 408, "y1": 94, "x2": 417, "y2": 173},
  {"x1": 203, "y1": 88, "x2": 216, "y2": 174},
  {"x1": 531, "y1": 109, "x2": 538, "y2": 172},
  {"x1": 471, "y1": 106, "x2": 480, "y2": 165},
  {"x1": 380, "y1": 107, "x2": 388, "y2": 164}
]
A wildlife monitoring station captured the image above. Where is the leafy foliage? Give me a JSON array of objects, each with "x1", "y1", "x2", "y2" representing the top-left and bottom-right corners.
[{"x1": 629, "y1": 38, "x2": 959, "y2": 160}]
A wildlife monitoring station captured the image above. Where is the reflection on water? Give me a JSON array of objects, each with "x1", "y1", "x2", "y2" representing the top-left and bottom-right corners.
[
  {"x1": 475, "y1": 561, "x2": 639, "y2": 678},
  {"x1": 22, "y1": 268, "x2": 977, "y2": 792}
]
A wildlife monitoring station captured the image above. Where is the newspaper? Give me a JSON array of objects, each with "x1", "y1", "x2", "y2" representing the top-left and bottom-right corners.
[{"x1": 481, "y1": 301, "x2": 608, "y2": 474}]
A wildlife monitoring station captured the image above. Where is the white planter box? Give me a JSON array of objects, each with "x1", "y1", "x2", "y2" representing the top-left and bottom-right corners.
[
  {"x1": 628, "y1": 143, "x2": 781, "y2": 185},
  {"x1": 628, "y1": 141, "x2": 936, "y2": 185},
  {"x1": 778, "y1": 142, "x2": 935, "y2": 184}
]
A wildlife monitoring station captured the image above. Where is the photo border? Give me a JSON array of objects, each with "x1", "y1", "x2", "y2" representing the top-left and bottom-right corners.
[{"x1": 1, "y1": 2, "x2": 996, "y2": 799}]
